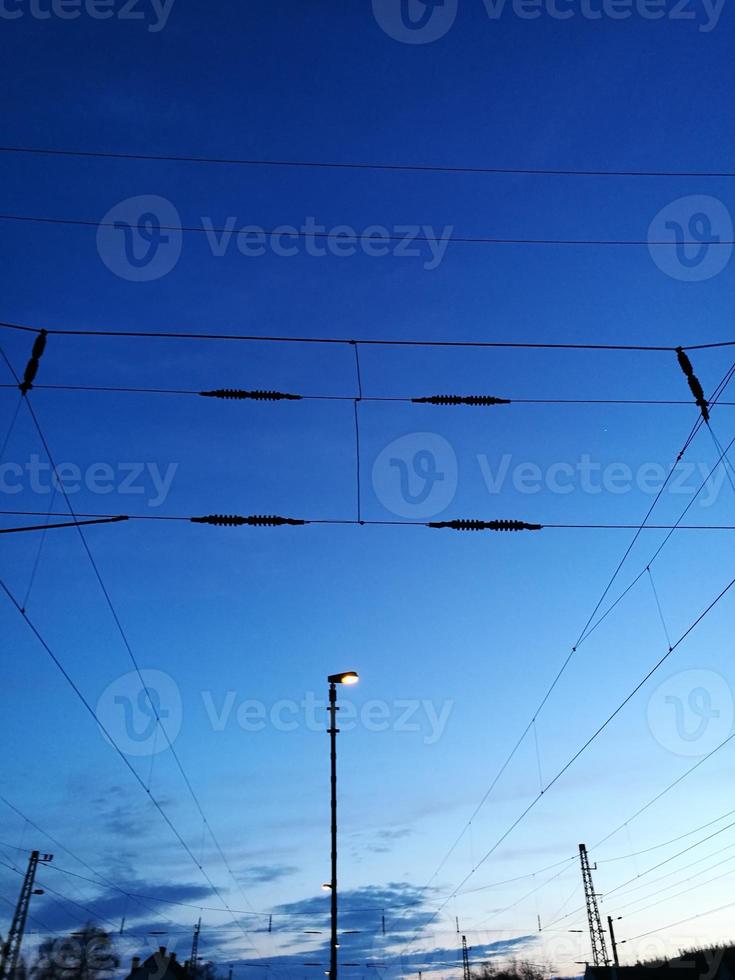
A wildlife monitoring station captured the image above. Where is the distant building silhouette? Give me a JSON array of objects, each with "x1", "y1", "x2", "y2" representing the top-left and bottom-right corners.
[{"x1": 125, "y1": 947, "x2": 187, "y2": 980}]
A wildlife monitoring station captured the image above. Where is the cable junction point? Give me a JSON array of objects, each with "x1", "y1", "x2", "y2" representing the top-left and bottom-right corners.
[
  {"x1": 190, "y1": 514, "x2": 307, "y2": 527},
  {"x1": 428, "y1": 519, "x2": 543, "y2": 532},
  {"x1": 412, "y1": 394, "x2": 511, "y2": 406},
  {"x1": 199, "y1": 389, "x2": 302, "y2": 401}
]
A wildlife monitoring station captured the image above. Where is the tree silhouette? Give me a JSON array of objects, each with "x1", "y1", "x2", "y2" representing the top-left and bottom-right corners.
[{"x1": 29, "y1": 924, "x2": 118, "y2": 980}]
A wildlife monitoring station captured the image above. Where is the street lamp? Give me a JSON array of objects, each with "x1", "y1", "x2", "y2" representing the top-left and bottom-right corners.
[{"x1": 327, "y1": 670, "x2": 359, "y2": 980}]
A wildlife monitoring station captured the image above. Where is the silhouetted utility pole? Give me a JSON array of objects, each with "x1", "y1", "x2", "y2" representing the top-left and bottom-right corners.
[
  {"x1": 607, "y1": 916, "x2": 620, "y2": 967},
  {"x1": 326, "y1": 671, "x2": 359, "y2": 980},
  {"x1": 190, "y1": 917, "x2": 201, "y2": 974},
  {"x1": 461, "y1": 936, "x2": 471, "y2": 980},
  {"x1": 0, "y1": 850, "x2": 52, "y2": 980},
  {"x1": 578, "y1": 844, "x2": 609, "y2": 967}
]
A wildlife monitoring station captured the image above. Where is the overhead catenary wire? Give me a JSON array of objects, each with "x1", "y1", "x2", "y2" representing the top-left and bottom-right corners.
[
  {"x1": 4, "y1": 382, "x2": 735, "y2": 408},
  {"x1": 402, "y1": 366, "x2": 727, "y2": 907},
  {"x1": 397, "y1": 566, "x2": 735, "y2": 949},
  {"x1": 1, "y1": 144, "x2": 735, "y2": 179},
  {"x1": 0, "y1": 793, "x2": 195, "y2": 938},
  {"x1": 4, "y1": 326, "x2": 735, "y2": 960},
  {"x1": 3, "y1": 342, "x2": 278, "y2": 970},
  {"x1": 2, "y1": 511, "x2": 735, "y2": 532},
  {"x1": 1, "y1": 318, "x2": 734, "y2": 352},
  {"x1": 2, "y1": 213, "x2": 735, "y2": 249},
  {"x1": 0, "y1": 577, "x2": 281, "y2": 970}
]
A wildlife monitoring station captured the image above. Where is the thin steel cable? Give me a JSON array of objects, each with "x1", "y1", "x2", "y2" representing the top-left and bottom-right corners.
[
  {"x1": 0, "y1": 577, "x2": 268, "y2": 960},
  {"x1": 17, "y1": 391, "x2": 271, "y2": 951},
  {"x1": 5, "y1": 382, "x2": 735, "y2": 408},
  {"x1": 0, "y1": 320, "x2": 732, "y2": 353},
  {"x1": 3, "y1": 212, "x2": 735, "y2": 248},
  {"x1": 2, "y1": 511, "x2": 735, "y2": 530},
  {"x1": 408, "y1": 391, "x2": 714, "y2": 904},
  {"x1": 1, "y1": 144, "x2": 734, "y2": 179},
  {"x1": 0, "y1": 792, "x2": 188, "y2": 935},
  {"x1": 20, "y1": 486, "x2": 57, "y2": 613},
  {"x1": 621, "y1": 898, "x2": 735, "y2": 943},
  {"x1": 399, "y1": 569, "x2": 735, "y2": 948},
  {"x1": 646, "y1": 566, "x2": 672, "y2": 650}
]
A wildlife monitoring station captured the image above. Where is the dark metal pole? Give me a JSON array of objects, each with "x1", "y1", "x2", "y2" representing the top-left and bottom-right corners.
[
  {"x1": 328, "y1": 682, "x2": 338, "y2": 980},
  {"x1": 607, "y1": 916, "x2": 620, "y2": 968}
]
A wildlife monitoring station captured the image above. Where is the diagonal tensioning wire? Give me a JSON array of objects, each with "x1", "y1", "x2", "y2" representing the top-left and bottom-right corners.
[
  {"x1": 573, "y1": 362, "x2": 735, "y2": 650},
  {"x1": 0, "y1": 345, "x2": 278, "y2": 970},
  {"x1": 705, "y1": 421, "x2": 735, "y2": 495},
  {"x1": 20, "y1": 486, "x2": 58, "y2": 613},
  {"x1": 471, "y1": 412, "x2": 735, "y2": 935},
  {"x1": 0, "y1": 791, "x2": 195, "y2": 937},
  {"x1": 17, "y1": 397, "x2": 266, "y2": 920},
  {"x1": 0, "y1": 577, "x2": 276, "y2": 964},
  {"x1": 398, "y1": 568, "x2": 735, "y2": 954},
  {"x1": 403, "y1": 371, "x2": 720, "y2": 905},
  {"x1": 646, "y1": 566, "x2": 673, "y2": 651}
]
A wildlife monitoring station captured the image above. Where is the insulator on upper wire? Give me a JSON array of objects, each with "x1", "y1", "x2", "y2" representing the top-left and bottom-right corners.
[
  {"x1": 412, "y1": 394, "x2": 511, "y2": 406},
  {"x1": 676, "y1": 347, "x2": 710, "y2": 421},
  {"x1": 190, "y1": 514, "x2": 306, "y2": 527},
  {"x1": 19, "y1": 329, "x2": 48, "y2": 394},
  {"x1": 428, "y1": 519, "x2": 543, "y2": 532},
  {"x1": 199, "y1": 389, "x2": 302, "y2": 401}
]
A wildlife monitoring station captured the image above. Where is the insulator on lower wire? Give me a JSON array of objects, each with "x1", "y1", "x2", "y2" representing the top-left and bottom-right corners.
[
  {"x1": 199, "y1": 389, "x2": 302, "y2": 401},
  {"x1": 412, "y1": 394, "x2": 511, "y2": 406},
  {"x1": 428, "y1": 519, "x2": 543, "y2": 532},
  {"x1": 190, "y1": 514, "x2": 306, "y2": 527},
  {"x1": 676, "y1": 347, "x2": 710, "y2": 421},
  {"x1": 19, "y1": 329, "x2": 47, "y2": 395}
]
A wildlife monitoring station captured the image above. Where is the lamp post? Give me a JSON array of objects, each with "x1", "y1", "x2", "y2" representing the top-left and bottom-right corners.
[{"x1": 326, "y1": 671, "x2": 359, "y2": 980}]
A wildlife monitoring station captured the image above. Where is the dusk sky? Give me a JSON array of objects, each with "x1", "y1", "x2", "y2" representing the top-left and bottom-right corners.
[{"x1": 0, "y1": 2, "x2": 735, "y2": 979}]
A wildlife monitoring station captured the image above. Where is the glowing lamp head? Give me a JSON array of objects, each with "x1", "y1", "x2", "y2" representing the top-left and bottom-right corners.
[{"x1": 328, "y1": 671, "x2": 359, "y2": 686}]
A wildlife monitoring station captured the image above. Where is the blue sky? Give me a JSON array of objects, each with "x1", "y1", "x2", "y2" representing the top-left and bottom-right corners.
[{"x1": 1, "y1": 1, "x2": 735, "y2": 978}]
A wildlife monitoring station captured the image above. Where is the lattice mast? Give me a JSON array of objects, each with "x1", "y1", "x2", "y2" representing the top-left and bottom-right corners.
[
  {"x1": 579, "y1": 844, "x2": 609, "y2": 967},
  {"x1": 462, "y1": 935, "x2": 471, "y2": 980},
  {"x1": 0, "y1": 850, "x2": 53, "y2": 980}
]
